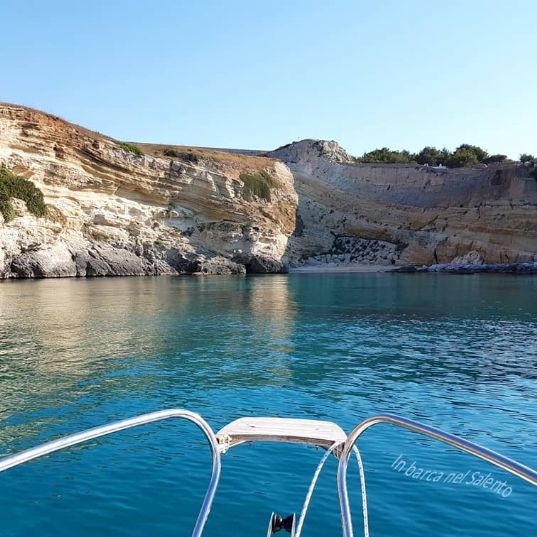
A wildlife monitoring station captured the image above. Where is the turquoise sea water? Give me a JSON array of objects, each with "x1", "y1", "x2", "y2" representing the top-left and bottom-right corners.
[{"x1": 0, "y1": 274, "x2": 535, "y2": 536}]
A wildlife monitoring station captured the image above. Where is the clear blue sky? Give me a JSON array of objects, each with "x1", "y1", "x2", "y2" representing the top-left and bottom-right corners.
[{"x1": 2, "y1": 0, "x2": 536, "y2": 158}]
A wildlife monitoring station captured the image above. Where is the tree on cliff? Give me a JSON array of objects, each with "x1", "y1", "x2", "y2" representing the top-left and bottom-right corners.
[
  {"x1": 445, "y1": 144, "x2": 488, "y2": 167},
  {"x1": 360, "y1": 147, "x2": 416, "y2": 164},
  {"x1": 520, "y1": 153, "x2": 535, "y2": 163},
  {"x1": 416, "y1": 146, "x2": 450, "y2": 166},
  {"x1": 456, "y1": 144, "x2": 488, "y2": 162},
  {"x1": 446, "y1": 148, "x2": 479, "y2": 167},
  {"x1": 359, "y1": 143, "x2": 501, "y2": 168}
]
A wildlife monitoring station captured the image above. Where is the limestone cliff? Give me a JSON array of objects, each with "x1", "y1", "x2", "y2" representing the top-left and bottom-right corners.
[
  {"x1": 269, "y1": 139, "x2": 537, "y2": 268},
  {"x1": 1, "y1": 104, "x2": 535, "y2": 279},
  {"x1": 0, "y1": 104, "x2": 297, "y2": 277}
]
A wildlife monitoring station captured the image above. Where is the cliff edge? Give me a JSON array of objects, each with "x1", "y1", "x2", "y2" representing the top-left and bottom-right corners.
[
  {"x1": 269, "y1": 140, "x2": 537, "y2": 268},
  {"x1": 0, "y1": 104, "x2": 297, "y2": 277},
  {"x1": 1, "y1": 104, "x2": 535, "y2": 279}
]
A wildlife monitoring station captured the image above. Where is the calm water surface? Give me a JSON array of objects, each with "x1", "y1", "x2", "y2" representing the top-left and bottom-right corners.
[{"x1": 0, "y1": 274, "x2": 535, "y2": 536}]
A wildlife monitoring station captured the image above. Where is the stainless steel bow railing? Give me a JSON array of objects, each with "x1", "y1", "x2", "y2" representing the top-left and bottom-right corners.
[
  {"x1": 337, "y1": 414, "x2": 537, "y2": 537},
  {"x1": 0, "y1": 409, "x2": 221, "y2": 537},
  {"x1": 1, "y1": 411, "x2": 536, "y2": 537}
]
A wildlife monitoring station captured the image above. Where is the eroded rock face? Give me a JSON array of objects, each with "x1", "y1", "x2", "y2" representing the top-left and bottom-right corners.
[
  {"x1": 2, "y1": 107, "x2": 536, "y2": 278},
  {"x1": 269, "y1": 140, "x2": 537, "y2": 267},
  {"x1": 0, "y1": 104, "x2": 297, "y2": 278},
  {"x1": 302, "y1": 236, "x2": 403, "y2": 267},
  {"x1": 272, "y1": 139, "x2": 356, "y2": 165}
]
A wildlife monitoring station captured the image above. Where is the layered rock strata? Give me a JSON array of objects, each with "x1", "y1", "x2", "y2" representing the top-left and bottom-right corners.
[
  {"x1": 1, "y1": 105, "x2": 535, "y2": 279},
  {"x1": 270, "y1": 140, "x2": 537, "y2": 268},
  {"x1": 0, "y1": 104, "x2": 297, "y2": 277}
]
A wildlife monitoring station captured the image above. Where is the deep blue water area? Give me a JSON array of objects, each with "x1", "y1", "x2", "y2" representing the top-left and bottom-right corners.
[{"x1": 0, "y1": 274, "x2": 535, "y2": 536}]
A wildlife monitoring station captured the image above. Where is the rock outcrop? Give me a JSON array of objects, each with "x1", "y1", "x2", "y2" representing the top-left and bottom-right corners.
[
  {"x1": 269, "y1": 140, "x2": 537, "y2": 268},
  {"x1": 1, "y1": 104, "x2": 536, "y2": 279},
  {"x1": 0, "y1": 104, "x2": 297, "y2": 278},
  {"x1": 396, "y1": 262, "x2": 537, "y2": 274}
]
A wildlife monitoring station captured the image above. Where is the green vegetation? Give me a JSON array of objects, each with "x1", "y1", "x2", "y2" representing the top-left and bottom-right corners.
[
  {"x1": 118, "y1": 142, "x2": 143, "y2": 155},
  {"x1": 446, "y1": 146, "x2": 480, "y2": 167},
  {"x1": 0, "y1": 167, "x2": 47, "y2": 222},
  {"x1": 415, "y1": 146, "x2": 451, "y2": 166},
  {"x1": 455, "y1": 144, "x2": 488, "y2": 162},
  {"x1": 359, "y1": 144, "x2": 518, "y2": 168},
  {"x1": 163, "y1": 149, "x2": 199, "y2": 163},
  {"x1": 520, "y1": 153, "x2": 535, "y2": 163},
  {"x1": 239, "y1": 170, "x2": 275, "y2": 201},
  {"x1": 360, "y1": 147, "x2": 415, "y2": 164}
]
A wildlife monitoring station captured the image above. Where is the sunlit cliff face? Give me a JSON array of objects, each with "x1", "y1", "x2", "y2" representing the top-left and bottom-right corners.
[
  {"x1": 270, "y1": 140, "x2": 537, "y2": 267},
  {"x1": 0, "y1": 104, "x2": 298, "y2": 278},
  {"x1": 1, "y1": 103, "x2": 536, "y2": 277}
]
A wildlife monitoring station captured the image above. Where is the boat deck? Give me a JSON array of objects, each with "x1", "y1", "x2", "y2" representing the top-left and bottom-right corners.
[{"x1": 216, "y1": 417, "x2": 347, "y2": 452}]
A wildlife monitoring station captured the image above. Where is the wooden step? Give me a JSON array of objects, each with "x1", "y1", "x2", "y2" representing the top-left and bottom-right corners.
[{"x1": 216, "y1": 417, "x2": 347, "y2": 452}]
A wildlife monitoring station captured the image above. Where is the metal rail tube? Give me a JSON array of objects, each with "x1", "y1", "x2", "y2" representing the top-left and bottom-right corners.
[
  {"x1": 351, "y1": 446, "x2": 369, "y2": 537},
  {"x1": 337, "y1": 414, "x2": 537, "y2": 537},
  {"x1": 0, "y1": 409, "x2": 221, "y2": 537}
]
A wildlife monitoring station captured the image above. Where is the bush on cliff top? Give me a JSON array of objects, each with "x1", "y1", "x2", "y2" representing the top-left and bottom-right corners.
[
  {"x1": 0, "y1": 167, "x2": 47, "y2": 222},
  {"x1": 415, "y1": 146, "x2": 451, "y2": 166},
  {"x1": 359, "y1": 143, "x2": 504, "y2": 168},
  {"x1": 360, "y1": 147, "x2": 415, "y2": 164},
  {"x1": 164, "y1": 148, "x2": 199, "y2": 163},
  {"x1": 240, "y1": 170, "x2": 274, "y2": 202},
  {"x1": 118, "y1": 142, "x2": 143, "y2": 155}
]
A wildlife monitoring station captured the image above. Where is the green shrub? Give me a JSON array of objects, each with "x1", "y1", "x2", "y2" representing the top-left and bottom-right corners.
[
  {"x1": 0, "y1": 199, "x2": 16, "y2": 222},
  {"x1": 454, "y1": 144, "x2": 488, "y2": 162},
  {"x1": 240, "y1": 170, "x2": 274, "y2": 201},
  {"x1": 163, "y1": 149, "x2": 199, "y2": 163},
  {"x1": 118, "y1": 142, "x2": 143, "y2": 155},
  {"x1": 446, "y1": 147, "x2": 480, "y2": 168},
  {"x1": 359, "y1": 147, "x2": 416, "y2": 164},
  {"x1": 0, "y1": 167, "x2": 47, "y2": 222},
  {"x1": 416, "y1": 146, "x2": 451, "y2": 166},
  {"x1": 359, "y1": 143, "x2": 491, "y2": 168}
]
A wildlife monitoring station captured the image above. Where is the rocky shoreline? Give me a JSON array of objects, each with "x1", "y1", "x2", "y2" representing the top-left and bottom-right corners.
[
  {"x1": 395, "y1": 262, "x2": 537, "y2": 274},
  {"x1": 288, "y1": 261, "x2": 537, "y2": 275},
  {"x1": 1, "y1": 104, "x2": 536, "y2": 279},
  {"x1": 0, "y1": 104, "x2": 297, "y2": 278},
  {"x1": 289, "y1": 263, "x2": 397, "y2": 273}
]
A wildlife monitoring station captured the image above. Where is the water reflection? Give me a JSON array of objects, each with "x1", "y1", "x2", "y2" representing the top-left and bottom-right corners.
[{"x1": 0, "y1": 274, "x2": 536, "y2": 536}]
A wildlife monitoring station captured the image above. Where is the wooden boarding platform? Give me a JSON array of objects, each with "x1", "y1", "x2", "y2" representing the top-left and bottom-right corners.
[{"x1": 216, "y1": 417, "x2": 347, "y2": 452}]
